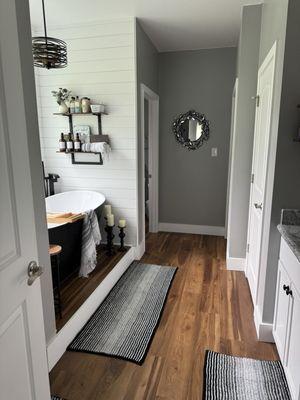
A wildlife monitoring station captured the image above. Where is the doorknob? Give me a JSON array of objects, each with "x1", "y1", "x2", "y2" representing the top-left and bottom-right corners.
[
  {"x1": 27, "y1": 261, "x2": 43, "y2": 286},
  {"x1": 254, "y1": 203, "x2": 263, "y2": 210}
]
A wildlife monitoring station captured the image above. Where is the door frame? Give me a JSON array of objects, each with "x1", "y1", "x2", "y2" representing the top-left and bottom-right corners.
[
  {"x1": 225, "y1": 78, "x2": 238, "y2": 243},
  {"x1": 140, "y1": 84, "x2": 159, "y2": 238},
  {"x1": 245, "y1": 42, "x2": 277, "y2": 307}
]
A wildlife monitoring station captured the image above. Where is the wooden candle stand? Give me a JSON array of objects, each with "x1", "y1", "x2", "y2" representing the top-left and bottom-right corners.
[{"x1": 105, "y1": 224, "x2": 115, "y2": 256}]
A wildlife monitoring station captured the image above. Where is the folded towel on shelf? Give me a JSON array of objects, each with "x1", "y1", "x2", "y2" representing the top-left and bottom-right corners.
[
  {"x1": 79, "y1": 209, "x2": 101, "y2": 278},
  {"x1": 81, "y1": 141, "x2": 111, "y2": 160},
  {"x1": 92, "y1": 142, "x2": 111, "y2": 160}
]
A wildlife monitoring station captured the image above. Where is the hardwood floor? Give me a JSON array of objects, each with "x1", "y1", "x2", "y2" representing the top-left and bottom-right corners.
[
  {"x1": 50, "y1": 232, "x2": 278, "y2": 400},
  {"x1": 56, "y1": 245, "x2": 129, "y2": 332}
]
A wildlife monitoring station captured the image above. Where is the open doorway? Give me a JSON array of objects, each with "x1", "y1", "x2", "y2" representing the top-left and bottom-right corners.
[{"x1": 140, "y1": 84, "x2": 159, "y2": 242}]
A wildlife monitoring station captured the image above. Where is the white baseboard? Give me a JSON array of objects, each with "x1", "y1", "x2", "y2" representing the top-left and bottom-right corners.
[
  {"x1": 158, "y1": 223, "x2": 225, "y2": 237},
  {"x1": 47, "y1": 246, "x2": 137, "y2": 371},
  {"x1": 226, "y1": 257, "x2": 246, "y2": 271},
  {"x1": 254, "y1": 305, "x2": 274, "y2": 343}
]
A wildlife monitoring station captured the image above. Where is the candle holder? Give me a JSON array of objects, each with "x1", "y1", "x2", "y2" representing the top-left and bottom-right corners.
[
  {"x1": 105, "y1": 224, "x2": 115, "y2": 256},
  {"x1": 118, "y1": 226, "x2": 126, "y2": 252}
]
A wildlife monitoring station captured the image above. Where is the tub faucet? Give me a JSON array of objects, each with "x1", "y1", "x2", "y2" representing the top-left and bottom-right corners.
[
  {"x1": 42, "y1": 162, "x2": 60, "y2": 197},
  {"x1": 48, "y1": 173, "x2": 60, "y2": 196}
]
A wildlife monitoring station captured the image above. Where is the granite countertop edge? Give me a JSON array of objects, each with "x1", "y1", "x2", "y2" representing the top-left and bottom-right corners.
[{"x1": 277, "y1": 223, "x2": 300, "y2": 263}]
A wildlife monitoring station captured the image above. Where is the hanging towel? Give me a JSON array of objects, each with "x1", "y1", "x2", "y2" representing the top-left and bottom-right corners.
[{"x1": 79, "y1": 209, "x2": 101, "y2": 278}]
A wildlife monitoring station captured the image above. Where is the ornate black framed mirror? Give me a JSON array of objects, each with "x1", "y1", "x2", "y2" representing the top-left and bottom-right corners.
[{"x1": 172, "y1": 110, "x2": 210, "y2": 150}]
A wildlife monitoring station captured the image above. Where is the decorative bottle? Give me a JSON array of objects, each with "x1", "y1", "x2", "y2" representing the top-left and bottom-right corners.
[
  {"x1": 70, "y1": 97, "x2": 75, "y2": 114},
  {"x1": 74, "y1": 133, "x2": 81, "y2": 152},
  {"x1": 75, "y1": 96, "x2": 81, "y2": 113},
  {"x1": 59, "y1": 132, "x2": 66, "y2": 152},
  {"x1": 66, "y1": 133, "x2": 74, "y2": 152}
]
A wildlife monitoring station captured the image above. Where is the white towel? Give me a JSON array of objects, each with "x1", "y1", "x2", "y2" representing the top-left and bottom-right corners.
[
  {"x1": 90, "y1": 142, "x2": 111, "y2": 160},
  {"x1": 79, "y1": 209, "x2": 101, "y2": 278}
]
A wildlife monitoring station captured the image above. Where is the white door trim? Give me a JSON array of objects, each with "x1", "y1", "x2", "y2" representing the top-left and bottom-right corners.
[
  {"x1": 226, "y1": 78, "x2": 238, "y2": 244},
  {"x1": 246, "y1": 42, "x2": 277, "y2": 306},
  {"x1": 140, "y1": 83, "x2": 159, "y2": 238}
]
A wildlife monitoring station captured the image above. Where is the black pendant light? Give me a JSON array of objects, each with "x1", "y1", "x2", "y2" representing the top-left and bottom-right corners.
[{"x1": 32, "y1": 0, "x2": 67, "y2": 69}]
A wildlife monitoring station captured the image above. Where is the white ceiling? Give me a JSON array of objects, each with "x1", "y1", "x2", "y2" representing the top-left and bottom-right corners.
[{"x1": 29, "y1": 0, "x2": 262, "y2": 52}]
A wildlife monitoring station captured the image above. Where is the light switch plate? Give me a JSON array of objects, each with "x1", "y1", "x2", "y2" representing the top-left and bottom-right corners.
[{"x1": 211, "y1": 148, "x2": 218, "y2": 157}]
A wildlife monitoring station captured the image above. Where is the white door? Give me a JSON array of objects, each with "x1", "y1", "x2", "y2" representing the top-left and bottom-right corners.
[
  {"x1": 0, "y1": 1, "x2": 50, "y2": 399},
  {"x1": 246, "y1": 43, "x2": 277, "y2": 302}
]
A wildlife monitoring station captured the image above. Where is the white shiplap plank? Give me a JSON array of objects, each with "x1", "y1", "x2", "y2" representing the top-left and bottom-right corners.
[
  {"x1": 38, "y1": 58, "x2": 134, "y2": 76},
  {"x1": 42, "y1": 20, "x2": 134, "y2": 39},
  {"x1": 38, "y1": 82, "x2": 134, "y2": 96},
  {"x1": 38, "y1": 70, "x2": 134, "y2": 87}
]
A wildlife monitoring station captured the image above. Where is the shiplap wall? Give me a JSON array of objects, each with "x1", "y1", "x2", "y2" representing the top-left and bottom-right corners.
[{"x1": 34, "y1": 19, "x2": 138, "y2": 245}]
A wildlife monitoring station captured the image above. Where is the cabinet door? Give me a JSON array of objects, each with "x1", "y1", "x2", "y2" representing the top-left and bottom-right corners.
[
  {"x1": 273, "y1": 260, "x2": 291, "y2": 362},
  {"x1": 285, "y1": 285, "x2": 300, "y2": 399}
]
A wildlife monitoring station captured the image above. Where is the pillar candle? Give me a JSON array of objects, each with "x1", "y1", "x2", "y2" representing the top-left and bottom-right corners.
[
  {"x1": 119, "y1": 219, "x2": 126, "y2": 228},
  {"x1": 104, "y1": 204, "x2": 112, "y2": 217},
  {"x1": 107, "y1": 213, "x2": 114, "y2": 227}
]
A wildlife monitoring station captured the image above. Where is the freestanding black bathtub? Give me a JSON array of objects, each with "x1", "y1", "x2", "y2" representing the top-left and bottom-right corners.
[{"x1": 46, "y1": 191, "x2": 105, "y2": 284}]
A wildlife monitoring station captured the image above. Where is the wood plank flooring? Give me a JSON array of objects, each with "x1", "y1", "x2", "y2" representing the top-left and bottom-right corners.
[
  {"x1": 56, "y1": 245, "x2": 129, "y2": 332},
  {"x1": 50, "y1": 232, "x2": 278, "y2": 400}
]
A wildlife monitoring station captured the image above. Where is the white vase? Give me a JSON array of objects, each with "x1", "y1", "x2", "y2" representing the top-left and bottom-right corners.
[{"x1": 59, "y1": 101, "x2": 69, "y2": 114}]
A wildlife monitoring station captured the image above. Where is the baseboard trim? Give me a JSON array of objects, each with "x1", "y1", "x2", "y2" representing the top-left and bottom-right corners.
[
  {"x1": 226, "y1": 257, "x2": 246, "y2": 271},
  {"x1": 47, "y1": 246, "x2": 137, "y2": 371},
  {"x1": 254, "y1": 305, "x2": 274, "y2": 343},
  {"x1": 158, "y1": 223, "x2": 225, "y2": 237}
]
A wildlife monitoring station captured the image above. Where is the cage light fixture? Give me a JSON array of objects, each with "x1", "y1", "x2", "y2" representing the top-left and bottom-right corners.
[{"x1": 32, "y1": 0, "x2": 67, "y2": 69}]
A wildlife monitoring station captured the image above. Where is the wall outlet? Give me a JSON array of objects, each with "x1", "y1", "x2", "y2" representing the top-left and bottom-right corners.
[{"x1": 211, "y1": 148, "x2": 218, "y2": 157}]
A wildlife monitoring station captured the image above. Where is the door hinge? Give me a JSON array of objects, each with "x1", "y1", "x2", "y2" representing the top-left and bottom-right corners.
[
  {"x1": 247, "y1": 243, "x2": 250, "y2": 253},
  {"x1": 252, "y1": 95, "x2": 260, "y2": 107},
  {"x1": 251, "y1": 173, "x2": 254, "y2": 184}
]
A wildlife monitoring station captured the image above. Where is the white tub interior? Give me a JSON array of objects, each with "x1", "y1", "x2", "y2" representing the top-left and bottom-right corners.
[{"x1": 46, "y1": 190, "x2": 106, "y2": 214}]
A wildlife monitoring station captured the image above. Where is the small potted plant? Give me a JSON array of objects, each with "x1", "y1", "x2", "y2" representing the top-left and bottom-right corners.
[{"x1": 51, "y1": 88, "x2": 71, "y2": 113}]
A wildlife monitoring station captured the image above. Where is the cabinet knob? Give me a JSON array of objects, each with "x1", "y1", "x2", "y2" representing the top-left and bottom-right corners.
[{"x1": 283, "y1": 285, "x2": 293, "y2": 296}]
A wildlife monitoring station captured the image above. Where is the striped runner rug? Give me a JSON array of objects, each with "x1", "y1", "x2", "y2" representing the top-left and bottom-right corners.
[
  {"x1": 68, "y1": 261, "x2": 177, "y2": 364},
  {"x1": 203, "y1": 350, "x2": 291, "y2": 399},
  {"x1": 51, "y1": 396, "x2": 65, "y2": 400}
]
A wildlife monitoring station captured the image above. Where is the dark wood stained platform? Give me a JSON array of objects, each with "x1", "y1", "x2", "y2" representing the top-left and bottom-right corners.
[
  {"x1": 50, "y1": 232, "x2": 278, "y2": 400},
  {"x1": 55, "y1": 244, "x2": 129, "y2": 332}
]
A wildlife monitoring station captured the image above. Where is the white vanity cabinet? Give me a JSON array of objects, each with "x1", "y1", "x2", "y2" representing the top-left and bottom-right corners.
[{"x1": 273, "y1": 237, "x2": 300, "y2": 400}]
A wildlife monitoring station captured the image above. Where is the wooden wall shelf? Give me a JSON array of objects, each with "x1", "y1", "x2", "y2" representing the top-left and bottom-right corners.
[{"x1": 54, "y1": 111, "x2": 108, "y2": 165}]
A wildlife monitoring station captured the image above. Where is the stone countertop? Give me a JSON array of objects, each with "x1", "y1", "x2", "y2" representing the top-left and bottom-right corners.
[{"x1": 277, "y1": 209, "x2": 300, "y2": 263}]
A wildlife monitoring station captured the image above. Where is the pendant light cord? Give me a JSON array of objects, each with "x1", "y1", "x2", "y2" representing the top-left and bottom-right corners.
[{"x1": 42, "y1": 0, "x2": 48, "y2": 43}]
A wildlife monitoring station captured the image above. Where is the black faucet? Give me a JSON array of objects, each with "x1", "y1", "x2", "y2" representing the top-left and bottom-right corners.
[{"x1": 42, "y1": 162, "x2": 60, "y2": 197}]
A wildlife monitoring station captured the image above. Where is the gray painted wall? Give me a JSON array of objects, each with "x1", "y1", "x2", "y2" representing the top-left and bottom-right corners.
[
  {"x1": 227, "y1": 5, "x2": 262, "y2": 260},
  {"x1": 136, "y1": 20, "x2": 159, "y2": 243},
  {"x1": 158, "y1": 48, "x2": 236, "y2": 227}
]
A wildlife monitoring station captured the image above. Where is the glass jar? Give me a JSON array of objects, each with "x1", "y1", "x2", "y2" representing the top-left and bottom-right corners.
[{"x1": 81, "y1": 97, "x2": 91, "y2": 113}]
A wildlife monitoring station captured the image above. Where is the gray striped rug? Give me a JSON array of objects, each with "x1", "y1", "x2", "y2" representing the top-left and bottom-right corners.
[
  {"x1": 203, "y1": 350, "x2": 291, "y2": 399},
  {"x1": 68, "y1": 261, "x2": 177, "y2": 364}
]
